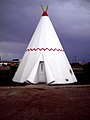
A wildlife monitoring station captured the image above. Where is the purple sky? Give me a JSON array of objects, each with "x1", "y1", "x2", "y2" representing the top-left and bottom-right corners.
[{"x1": 0, "y1": 0, "x2": 90, "y2": 62}]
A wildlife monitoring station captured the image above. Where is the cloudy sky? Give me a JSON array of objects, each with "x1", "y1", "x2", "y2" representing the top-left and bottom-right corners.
[{"x1": 0, "y1": 0, "x2": 90, "y2": 62}]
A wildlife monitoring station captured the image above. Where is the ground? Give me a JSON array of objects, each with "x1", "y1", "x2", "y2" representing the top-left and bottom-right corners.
[{"x1": 0, "y1": 85, "x2": 90, "y2": 120}]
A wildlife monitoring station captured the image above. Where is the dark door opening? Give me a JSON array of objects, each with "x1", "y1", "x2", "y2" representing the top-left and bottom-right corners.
[{"x1": 38, "y1": 61, "x2": 46, "y2": 83}]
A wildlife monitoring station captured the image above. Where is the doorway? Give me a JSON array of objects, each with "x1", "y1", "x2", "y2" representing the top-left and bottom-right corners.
[{"x1": 38, "y1": 61, "x2": 46, "y2": 83}]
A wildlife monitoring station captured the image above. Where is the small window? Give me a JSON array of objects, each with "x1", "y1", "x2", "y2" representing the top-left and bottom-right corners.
[
  {"x1": 41, "y1": 63, "x2": 43, "y2": 71},
  {"x1": 40, "y1": 61, "x2": 44, "y2": 64},
  {"x1": 69, "y1": 69, "x2": 72, "y2": 75}
]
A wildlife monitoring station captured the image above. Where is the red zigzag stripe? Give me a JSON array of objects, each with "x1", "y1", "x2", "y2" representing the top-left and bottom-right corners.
[{"x1": 26, "y1": 48, "x2": 64, "y2": 52}]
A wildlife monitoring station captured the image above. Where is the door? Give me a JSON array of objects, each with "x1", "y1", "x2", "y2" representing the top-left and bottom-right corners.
[{"x1": 38, "y1": 61, "x2": 46, "y2": 83}]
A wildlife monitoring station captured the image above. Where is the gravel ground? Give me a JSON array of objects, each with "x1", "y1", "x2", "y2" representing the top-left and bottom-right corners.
[{"x1": 0, "y1": 84, "x2": 90, "y2": 120}]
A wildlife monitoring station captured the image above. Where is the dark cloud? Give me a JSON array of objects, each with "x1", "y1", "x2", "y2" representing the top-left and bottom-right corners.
[
  {"x1": 79, "y1": 0, "x2": 90, "y2": 9},
  {"x1": 0, "y1": 0, "x2": 90, "y2": 62}
]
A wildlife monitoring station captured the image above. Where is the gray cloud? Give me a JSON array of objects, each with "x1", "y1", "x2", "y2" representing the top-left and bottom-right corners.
[
  {"x1": 0, "y1": 0, "x2": 90, "y2": 62},
  {"x1": 0, "y1": 41, "x2": 27, "y2": 60}
]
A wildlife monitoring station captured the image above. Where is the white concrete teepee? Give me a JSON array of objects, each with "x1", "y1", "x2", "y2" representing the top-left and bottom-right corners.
[{"x1": 13, "y1": 6, "x2": 77, "y2": 84}]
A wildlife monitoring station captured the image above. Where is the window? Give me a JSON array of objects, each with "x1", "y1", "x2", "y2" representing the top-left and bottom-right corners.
[{"x1": 69, "y1": 69, "x2": 72, "y2": 75}]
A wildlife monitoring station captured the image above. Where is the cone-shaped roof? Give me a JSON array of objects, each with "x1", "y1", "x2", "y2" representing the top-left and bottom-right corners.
[{"x1": 27, "y1": 15, "x2": 63, "y2": 50}]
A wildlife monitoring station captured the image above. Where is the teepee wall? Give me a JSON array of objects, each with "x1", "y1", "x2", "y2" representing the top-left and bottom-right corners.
[{"x1": 13, "y1": 6, "x2": 77, "y2": 84}]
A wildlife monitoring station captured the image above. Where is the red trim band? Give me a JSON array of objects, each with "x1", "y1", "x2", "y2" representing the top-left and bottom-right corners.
[{"x1": 26, "y1": 48, "x2": 64, "y2": 52}]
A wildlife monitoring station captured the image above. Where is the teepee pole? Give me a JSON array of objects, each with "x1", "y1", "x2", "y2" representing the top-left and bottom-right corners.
[
  {"x1": 41, "y1": 5, "x2": 44, "y2": 12},
  {"x1": 46, "y1": 5, "x2": 48, "y2": 12}
]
